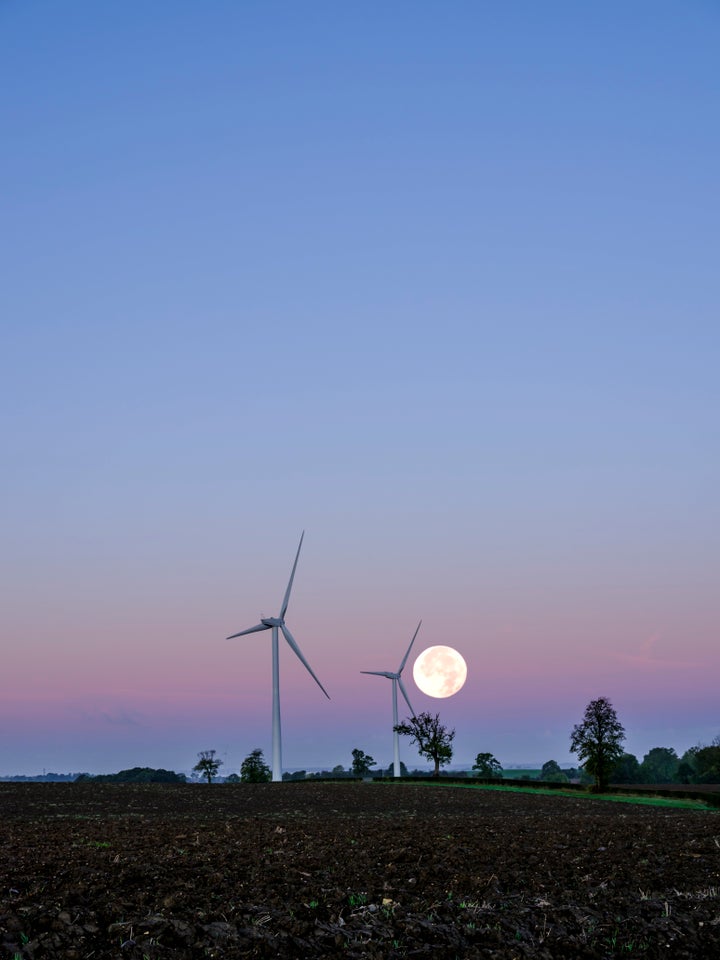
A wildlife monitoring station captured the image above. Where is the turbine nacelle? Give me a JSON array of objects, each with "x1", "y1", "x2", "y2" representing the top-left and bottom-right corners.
[
  {"x1": 360, "y1": 620, "x2": 422, "y2": 717},
  {"x1": 361, "y1": 621, "x2": 422, "y2": 779}
]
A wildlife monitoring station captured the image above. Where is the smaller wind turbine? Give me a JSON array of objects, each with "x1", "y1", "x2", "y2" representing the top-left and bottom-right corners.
[
  {"x1": 227, "y1": 532, "x2": 329, "y2": 782},
  {"x1": 361, "y1": 621, "x2": 421, "y2": 778}
]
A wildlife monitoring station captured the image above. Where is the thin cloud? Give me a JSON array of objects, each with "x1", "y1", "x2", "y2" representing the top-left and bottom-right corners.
[
  {"x1": 65, "y1": 705, "x2": 146, "y2": 728},
  {"x1": 609, "y1": 634, "x2": 701, "y2": 670},
  {"x1": 100, "y1": 709, "x2": 144, "y2": 727}
]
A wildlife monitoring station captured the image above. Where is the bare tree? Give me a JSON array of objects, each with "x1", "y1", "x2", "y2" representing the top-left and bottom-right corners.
[
  {"x1": 193, "y1": 749, "x2": 223, "y2": 784},
  {"x1": 394, "y1": 711, "x2": 454, "y2": 777}
]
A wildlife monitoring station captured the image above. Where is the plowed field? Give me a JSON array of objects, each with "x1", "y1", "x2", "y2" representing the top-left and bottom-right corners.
[{"x1": 1, "y1": 782, "x2": 719, "y2": 958}]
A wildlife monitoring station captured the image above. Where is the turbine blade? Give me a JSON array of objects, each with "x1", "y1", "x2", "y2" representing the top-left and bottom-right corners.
[
  {"x1": 398, "y1": 676, "x2": 416, "y2": 716},
  {"x1": 360, "y1": 671, "x2": 395, "y2": 679},
  {"x1": 227, "y1": 622, "x2": 269, "y2": 639},
  {"x1": 398, "y1": 619, "x2": 422, "y2": 674},
  {"x1": 280, "y1": 531, "x2": 304, "y2": 619},
  {"x1": 281, "y1": 623, "x2": 330, "y2": 699}
]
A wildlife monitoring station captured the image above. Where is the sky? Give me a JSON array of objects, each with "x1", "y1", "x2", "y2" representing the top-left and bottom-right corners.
[{"x1": 1, "y1": 1, "x2": 718, "y2": 776}]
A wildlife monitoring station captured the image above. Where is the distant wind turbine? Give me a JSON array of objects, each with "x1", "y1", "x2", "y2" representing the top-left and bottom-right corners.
[
  {"x1": 227, "y1": 532, "x2": 329, "y2": 782},
  {"x1": 361, "y1": 621, "x2": 421, "y2": 778}
]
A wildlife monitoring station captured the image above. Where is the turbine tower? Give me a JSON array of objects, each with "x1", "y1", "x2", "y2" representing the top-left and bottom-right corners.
[
  {"x1": 361, "y1": 621, "x2": 421, "y2": 778},
  {"x1": 227, "y1": 532, "x2": 329, "y2": 782}
]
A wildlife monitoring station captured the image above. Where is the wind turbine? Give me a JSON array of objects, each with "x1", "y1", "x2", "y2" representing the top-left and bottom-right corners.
[
  {"x1": 227, "y1": 532, "x2": 329, "y2": 782},
  {"x1": 361, "y1": 621, "x2": 421, "y2": 778}
]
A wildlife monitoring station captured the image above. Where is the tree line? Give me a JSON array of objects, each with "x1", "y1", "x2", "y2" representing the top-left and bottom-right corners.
[
  {"x1": 476, "y1": 698, "x2": 720, "y2": 791},
  {"x1": 193, "y1": 698, "x2": 720, "y2": 789},
  {"x1": 51, "y1": 698, "x2": 720, "y2": 788}
]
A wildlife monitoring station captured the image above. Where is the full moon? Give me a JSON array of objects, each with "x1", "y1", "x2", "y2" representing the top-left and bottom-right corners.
[{"x1": 413, "y1": 646, "x2": 467, "y2": 698}]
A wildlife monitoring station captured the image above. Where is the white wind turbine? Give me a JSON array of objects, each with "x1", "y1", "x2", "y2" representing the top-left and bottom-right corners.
[
  {"x1": 227, "y1": 532, "x2": 329, "y2": 782},
  {"x1": 361, "y1": 621, "x2": 421, "y2": 778}
]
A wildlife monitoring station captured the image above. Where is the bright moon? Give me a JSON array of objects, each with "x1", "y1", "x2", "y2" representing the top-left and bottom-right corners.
[{"x1": 413, "y1": 646, "x2": 467, "y2": 698}]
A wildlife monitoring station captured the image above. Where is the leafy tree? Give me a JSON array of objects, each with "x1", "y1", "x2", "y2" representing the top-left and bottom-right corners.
[
  {"x1": 240, "y1": 749, "x2": 271, "y2": 783},
  {"x1": 193, "y1": 749, "x2": 223, "y2": 784},
  {"x1": 332, "y1": 764, "x2": 347, "y2": 777},
  {"x1": 351, "y1": 748, "x2": 376, "y2": 776},
  {"x1": 382, "y1": 761, "x2": 409, "y2": 777},
  {"x1": 694, "y1": 737, "x2": 720, "y2": 783},
  {"x1": 639, "y1": 747, "x2": 679, "y2": 784},
  {"x1": 472, "y1": 753, "x2": 503, "y2": 778},
  {"x1": 570, "y1": 697, "x2": 626, "y2": 792},
  {"x1": 611, "y1": 753, "x2": 642, "y2": 784},
  {"x1": 676, "y1": 760, "x2": 696, "y2": 784},
  {"x1": 676, "y1": 746, "x2": 701, "y2": 784},
  {"x1": 394, "y1": 711, "x2": 455, "y2": 777},
  {"x1": 282, "y1": 770, "x2": 307, "y2": 781},
  {"x1": 540, "y1": 760, "x2": 568, "y2": 783}
]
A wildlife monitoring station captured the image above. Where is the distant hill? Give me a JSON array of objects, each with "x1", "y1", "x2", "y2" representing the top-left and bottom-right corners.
[{"x1": 0, "y1": 773, "x2": 87, "y2": 782}]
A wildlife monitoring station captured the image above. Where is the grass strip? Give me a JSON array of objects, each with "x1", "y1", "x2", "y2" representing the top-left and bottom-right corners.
[{"x1": 376, "y1": 780, "x2": 714, "y2": 811}]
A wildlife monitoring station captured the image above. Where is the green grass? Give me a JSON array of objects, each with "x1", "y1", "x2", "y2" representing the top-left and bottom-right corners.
[{"x1": 379, "y1": 780, "x2": 714, "y2": 811}]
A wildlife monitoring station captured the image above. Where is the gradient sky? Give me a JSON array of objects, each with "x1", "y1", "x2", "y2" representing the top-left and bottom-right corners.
[{"x1": 2, "y1": 2, "x2": 718, "y2": 776}]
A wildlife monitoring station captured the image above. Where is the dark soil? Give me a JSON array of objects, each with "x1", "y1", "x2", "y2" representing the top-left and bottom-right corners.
[{"x1": 1, "y1": 782, "x2": 719, "y2": 959}]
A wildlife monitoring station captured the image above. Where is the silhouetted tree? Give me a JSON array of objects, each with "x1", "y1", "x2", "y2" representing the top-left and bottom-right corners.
[
  {"x1": 611, "y1": 753, "x2": 642, "y2": 784},
  {"x1": 394, "y1": 711, "x2": 455, "y2": 777},
  {"x1": 639, "y1": 747, "x2": 679, "y2": 784},
  {"x1": 193, "y1": 749, "x2": 223, "y2": 784},
  {"x1": 676, "y1": 761, "x2": 696, "y2": 784},
  {"x1": 694, "y1": 737, "x2": 720, "y2": 783},
  {"x1": 351, "y1": 748, "x2": 376, "y2": 776},
  {"x1": 541, "y1": 760, "x2": 568, "y2": 783},
  {"x1": 240, "y1": 749, "x2": 271, "y2": 783},
  {"x1": 677, "y1": 746, "x2": 701, "y2": 784},
  {"x1": 472, "y1": 753, "x2": 503, "y2": 778},
  {"x1": 570, "y1": 697, "x2": 625, "y2": 792},
  {"x1": 75, "y1": 767, "x2": 186, "y2": 784},
  {"x1": 382, "y1": 761, "x2": 409, "y2": 777}
]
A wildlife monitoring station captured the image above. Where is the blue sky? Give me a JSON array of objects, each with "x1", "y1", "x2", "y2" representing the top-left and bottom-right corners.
[{"x1": 1, "y1": 2, "x2": 718, "y2": 775}]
